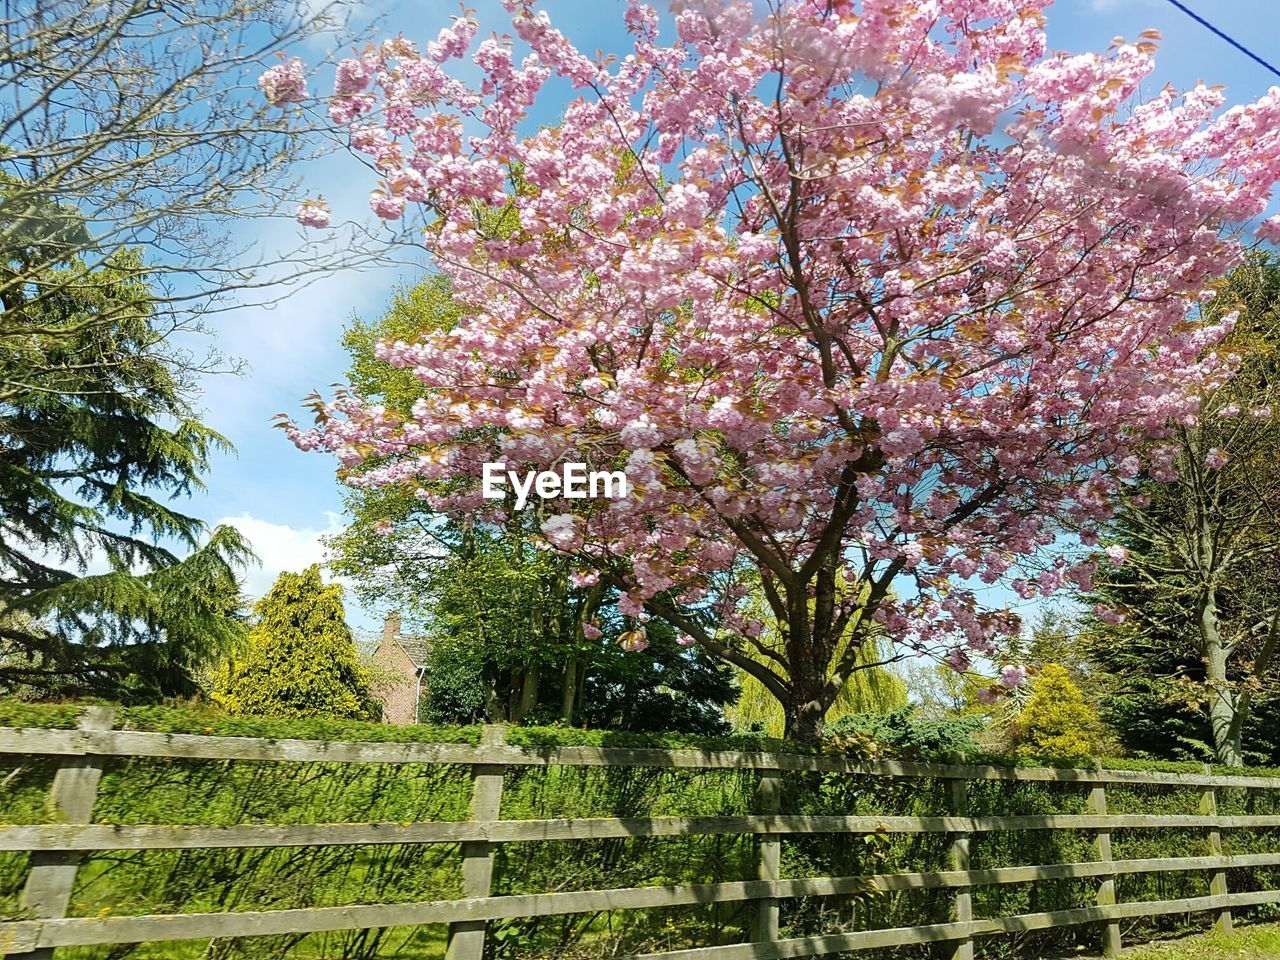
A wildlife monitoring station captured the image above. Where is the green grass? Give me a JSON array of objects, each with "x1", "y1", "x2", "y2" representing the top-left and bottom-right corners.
[
  {"x1": 1122, "y1": 923, "x2": 1280, "y2": 958},
  {"x1": 57, "y1": 926, "x2": 449, "y2": 960}
]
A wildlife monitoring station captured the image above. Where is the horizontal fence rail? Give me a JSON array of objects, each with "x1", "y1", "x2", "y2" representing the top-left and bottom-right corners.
[
  {"x1": 4, "y1": 814, "x2": 1280, "y2": 851},
  {"x1": 3, "y1": 718, "x2": 1280, "y2": 958},
  {"x1": 4, "y1": 726, "x2": 1280, "y2": 787}
]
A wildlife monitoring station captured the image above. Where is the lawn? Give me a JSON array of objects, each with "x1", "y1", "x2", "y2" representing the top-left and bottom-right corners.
[{"x1": 1122, "y1": 924, "x2": 1280, "y2": 959}]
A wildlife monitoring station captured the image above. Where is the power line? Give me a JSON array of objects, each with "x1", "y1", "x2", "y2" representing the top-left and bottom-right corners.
[{"x1": 1161, "y1": 0, "x2": 1280, "y2": 82}]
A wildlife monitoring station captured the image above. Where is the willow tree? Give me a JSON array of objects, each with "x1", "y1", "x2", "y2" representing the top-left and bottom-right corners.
[{"x1": 726, "y1": 581, "x2": 906, "y2": 737}]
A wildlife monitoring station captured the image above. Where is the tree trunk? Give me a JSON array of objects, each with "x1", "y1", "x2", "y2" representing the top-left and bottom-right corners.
[
  {"x1": 783, "y1": 665, "x2": 828, "y2": 744},
  {"x1": 784, "y1": 701, "x2": 825, "y2": 743},
  {"x1": 561, "y1": 659, "x2": 577, "y2": 724},
  {"x1": 1201, "y1": 587, "x2": 1244, "y2": 767},
  {"x1": 779, "y1": 579, "x2": 838, "y2": 745},
  {"x1": 484, "y1": 664, "x2": 510, "y2": 723},
  {"x1": 513, "y1": 664, "x2": 541, "y2": 723}
]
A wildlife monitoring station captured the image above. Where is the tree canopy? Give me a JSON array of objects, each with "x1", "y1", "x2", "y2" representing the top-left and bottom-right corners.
[
  {"x1": 330, "y1": 277, "x2": 736, "y2": 732},
  {"x1": 280, "y1": 1, "x2": 1280, "y2": 741},
  {"x1": 0, "y1": 0, "x2": 388, "y2": 350}
]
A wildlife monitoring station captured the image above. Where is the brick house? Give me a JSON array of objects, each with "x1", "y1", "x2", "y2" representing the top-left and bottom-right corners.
[{"x1": 368, "y1": 612, "x2": 430, "y2": 725}]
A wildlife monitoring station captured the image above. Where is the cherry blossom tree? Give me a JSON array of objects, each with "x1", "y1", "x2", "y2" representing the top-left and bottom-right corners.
[{"x1": 279, "y1": 0, "x2": 1280, "y2": 741}]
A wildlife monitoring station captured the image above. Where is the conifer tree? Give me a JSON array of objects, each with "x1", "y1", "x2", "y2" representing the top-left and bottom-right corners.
[
  {"x1": 214, "y1": 566, "x2": 378, "y2": 720},
  {"x1": 1012, "y1": 664, "x2": 1102, "y2": 759},
  {"x1": 0, "y1": 176, "x2": 254, "y2": 699}
]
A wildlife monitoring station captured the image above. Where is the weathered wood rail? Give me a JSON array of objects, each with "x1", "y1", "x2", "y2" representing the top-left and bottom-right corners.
[{"x1": 2, "y1": 718, "x2": 1279, "y2": 959}]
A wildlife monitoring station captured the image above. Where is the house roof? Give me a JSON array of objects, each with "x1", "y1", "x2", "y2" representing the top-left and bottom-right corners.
[
  {"x1": 370, "y1": 610, "x2": 431, "y2": 670},
  {"x1": 396, "y1": 636, "x2": 431, "y2": 668}
]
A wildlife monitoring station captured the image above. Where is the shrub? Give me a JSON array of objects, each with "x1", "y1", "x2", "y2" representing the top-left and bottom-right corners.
[{"x1": 1012, "y1": 663, "x2": 1103, "y2": 759}]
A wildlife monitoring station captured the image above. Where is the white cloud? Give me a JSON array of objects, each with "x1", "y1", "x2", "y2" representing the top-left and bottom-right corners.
[{"x1": 214, "y1": 511, "x2": 346, "y2": 599}]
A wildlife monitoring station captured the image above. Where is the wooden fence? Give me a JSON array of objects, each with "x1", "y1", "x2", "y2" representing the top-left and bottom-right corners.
[{"x1": 2, "y1": 711, "x2": 1280, "y2": 959}]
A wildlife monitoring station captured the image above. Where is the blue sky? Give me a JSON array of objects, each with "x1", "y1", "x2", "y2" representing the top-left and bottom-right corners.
[{"x1": 185, "y1": 0, "x2": 1280, "y2": 632}]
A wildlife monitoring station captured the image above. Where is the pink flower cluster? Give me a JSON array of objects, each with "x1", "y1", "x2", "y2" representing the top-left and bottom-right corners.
[
  {"x1": 619, "y1": 628, "x2": 649, "y2": 653},
  {"x1": 295, "y1": 198, "x2": 330, "y2": 228},
  {"x1": 276, "y1": 0, "x2": 1280, "y2": 684},
  {"x1": 260, "y1": 57, "x2": 306, "y2": 106}
]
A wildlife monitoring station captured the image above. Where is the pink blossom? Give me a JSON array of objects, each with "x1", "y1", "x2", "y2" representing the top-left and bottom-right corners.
[
  {"x1": 295, "y1": 198, "x2": 330, "y2": 228},
  {"x1": 1092, "y1": 604, "x2": 1127, "y2": 625},
  {"x1": 1204, "y1": 448, "x2": 1228, "y2": 469},
  {"x1": 1258, "y1": 215, "x2": 1280, "y2": 246},
  {"x1": 280, "y1": 1, "x2": 1280, "y2": 708},
  {"x1": 619, "y1": 627, "x2": 649, "y2": 653},
  {"x1": 1000, "y1": 665, "x2": 1028, "y2": 689},
  {"x1": 1105, "y1": 545, "x2": 1129, "y2": 567},
  {"x1": 335, "y1": 58, "x2": 374, "y2": 96},
  {"x1": 370, "y1": 190, "x2": 405, "y2": 221},
  {"x1": 259, "y1": 57, "x2": 306, "y2": 106},
  {"x1": 582, "y1": 621, "x2": 603, "y2": 641},
  {"x1": 540, "y1": 514, "x2": 581, "y2": 551},
  {"x1": 676, "y1": 634, "x2": 697, "y2": 648},
  {"x1": 617, "y1": 594, "x2": 644, "y2": 617}
]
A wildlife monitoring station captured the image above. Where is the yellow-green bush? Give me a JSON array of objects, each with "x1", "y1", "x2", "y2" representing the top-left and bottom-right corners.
[{"x1": 1012, "y1": 663, "x2": 1103, "y2": 758}]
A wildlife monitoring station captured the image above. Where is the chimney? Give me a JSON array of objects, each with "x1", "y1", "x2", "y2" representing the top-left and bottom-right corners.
[{"x1": 382, "y1": 610, "x2": 402, "y2": 644}]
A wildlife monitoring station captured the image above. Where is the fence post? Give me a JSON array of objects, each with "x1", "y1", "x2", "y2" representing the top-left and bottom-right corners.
[
  {"x1": 946, "y1": 774, "x2": 973, "y2": 960},
  {"x1": 751, "y1": 768, "x2": 782, "y2": 943},
  {"x1": 1200, "y1": 763, "x2": 1232, "y2": 936},
  {"x1": 16, "y1": 705, "x2": 116, "y2": 960},
  {"x1": 445, "y1": 724, "x2": 507, "y2": 960},
  {"x1": 1088, "y1": 766, "x2": 1122, "y2": 958}
]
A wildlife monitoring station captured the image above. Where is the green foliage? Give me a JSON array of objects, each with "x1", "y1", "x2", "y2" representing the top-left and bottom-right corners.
[
  {"x1": 213, "y1": 566, "x2": 378, "y2": 721},
  {"x1": 0, "y1": 175, "x2": 254, "y2": 700},
  {"x1": 1010, "y1": 664, "x2": 1103, "y2": 759},
  {"x1": 726, "y1": 645, "x2": 906, "y2": 739},
  {"x1": 827, "y1": 706, "x2": 985, "y2": 759},
  {"x1": 114, "y1": 704, "x2": 481, "y2": 744},
  {"x1": 342, "y1": 275, "x2": 468, "y2": 415},
  {"x1": 0, "y1": 700, "x2": 83, "y2": 729},
  {"x1": 567, "y1": 615, "x2": 732, "y2": 734},
  {"x1": 420, "y1": 637, "x2": 489, "y2": 724}
]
